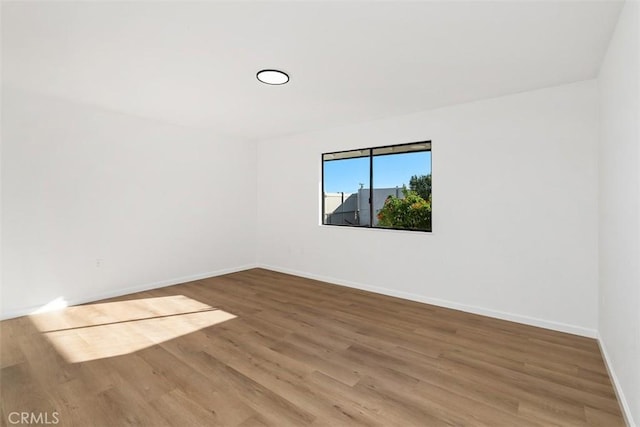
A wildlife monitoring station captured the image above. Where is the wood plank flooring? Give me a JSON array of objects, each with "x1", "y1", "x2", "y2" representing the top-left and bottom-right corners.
[{"x1": 0, "y1": 268, "x2": 625, "y2": 426}]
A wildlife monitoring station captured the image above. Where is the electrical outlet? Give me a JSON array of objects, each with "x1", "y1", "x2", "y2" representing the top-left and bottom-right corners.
[{"x1": 96, "y1": 258, "x2": 103, "y2": 268}]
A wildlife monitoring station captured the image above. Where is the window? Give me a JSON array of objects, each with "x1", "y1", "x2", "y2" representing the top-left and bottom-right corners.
[{"x1": 322, "y1": 141, "x2": 432, "y2": 232}]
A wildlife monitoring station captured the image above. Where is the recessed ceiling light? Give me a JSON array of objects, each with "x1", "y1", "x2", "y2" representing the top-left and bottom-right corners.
[{"x1": 257, "y1": 69, "x2": 289, "y2": 85}]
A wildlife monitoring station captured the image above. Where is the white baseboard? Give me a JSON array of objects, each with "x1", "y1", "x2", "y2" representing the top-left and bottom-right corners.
[
  {"x1": 0, "y1": 263, "x2": 258, "y2": 320},
  {"x1": 597, "y1": 335, "x2": 637, "y2": 427},
  {"x1": 257, "y1": 263, "x2": 598, "y2": 338},
  {"x1": 4, "y1": 262, "x2": 598, "y2": 339}
]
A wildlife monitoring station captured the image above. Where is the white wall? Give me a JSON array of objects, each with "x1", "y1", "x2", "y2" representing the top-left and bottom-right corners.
[
  {"x1": 598, "y1": 1, "x2": 640, "y2": 425},
  {"x1": 1, "y1": 87, "x2": 257, "y2": 318},
  {"x1": 257, "y1": 80, "x2": 599, "y2": 337}
]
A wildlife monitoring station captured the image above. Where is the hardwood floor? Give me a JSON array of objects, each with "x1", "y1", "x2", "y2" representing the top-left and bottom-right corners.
[{"x1": 0, "y1": 268, "x2": 625, "y2": 426}]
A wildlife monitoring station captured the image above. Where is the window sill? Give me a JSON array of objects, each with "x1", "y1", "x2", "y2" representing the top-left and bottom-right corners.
[{"x1": 319, "y1": 224, "x2": 433, "y2": 235}]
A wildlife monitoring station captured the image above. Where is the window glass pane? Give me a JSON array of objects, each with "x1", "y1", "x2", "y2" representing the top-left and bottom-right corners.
[
  {"x1": 373, "y1": 150, "x2": 432, "y2": 231},
  {"x1": 323, "y1": 153, "x2": 370, "y2": 226},
  {"x1": 322, "y1": 142, "x2": 432, "y2": 232}
]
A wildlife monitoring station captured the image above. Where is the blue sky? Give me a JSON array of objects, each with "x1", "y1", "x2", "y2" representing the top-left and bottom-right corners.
[{"x1": 323, "y1": 151, "x2": 431, "y2": 193}]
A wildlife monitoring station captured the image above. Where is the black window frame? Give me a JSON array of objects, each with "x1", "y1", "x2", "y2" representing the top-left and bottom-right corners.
[{"x1": 321, "y1": 140, "x2": 432, "y2": 233}]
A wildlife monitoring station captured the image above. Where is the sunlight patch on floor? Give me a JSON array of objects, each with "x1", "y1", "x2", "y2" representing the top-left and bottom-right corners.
[{"x1": 28, "y1": 295, "x2": 236, "y2": 363}]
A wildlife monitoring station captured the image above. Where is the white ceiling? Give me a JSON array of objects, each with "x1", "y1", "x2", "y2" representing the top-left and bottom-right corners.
[{"x1": 1, "y1": 1, "x2": 623, "y2": 141}]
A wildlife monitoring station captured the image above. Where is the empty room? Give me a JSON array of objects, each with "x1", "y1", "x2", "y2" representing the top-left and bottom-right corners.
[{"x1": 1, "y1": 1, "x2": 638, "y2": 426}]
